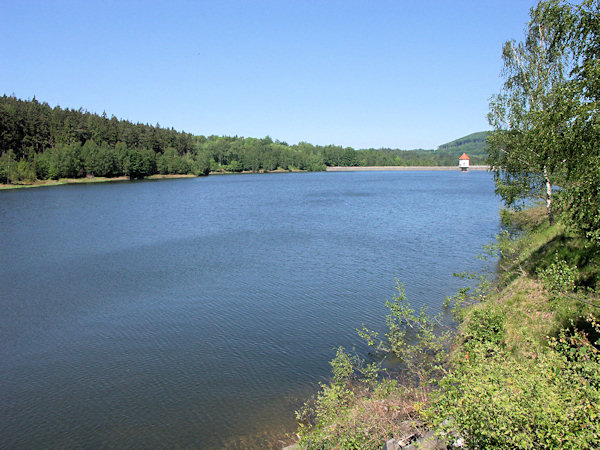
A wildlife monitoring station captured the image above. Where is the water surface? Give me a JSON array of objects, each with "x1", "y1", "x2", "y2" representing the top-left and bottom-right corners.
[{"x1": 0, "y1": 171, "x2": 500, "y2": 448}]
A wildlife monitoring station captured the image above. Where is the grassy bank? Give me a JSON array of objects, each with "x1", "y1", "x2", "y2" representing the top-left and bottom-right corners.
[{"x1": 296, "y1": 207, "x2": 600, "y2": 448}]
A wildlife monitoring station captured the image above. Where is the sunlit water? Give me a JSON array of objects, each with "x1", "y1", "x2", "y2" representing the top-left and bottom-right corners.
[{"x1": 0, "y1": 171, "x2": 500, "y2": 448}]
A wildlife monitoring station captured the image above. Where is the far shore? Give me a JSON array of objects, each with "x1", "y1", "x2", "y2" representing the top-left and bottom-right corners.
[
  {"x1": 0, "y1": 170, "x2": 310, "y2": 190},
  {"x1": 0, "y1": 173, "x2": 196, "y2": 190},
  {"x1": 1, "y1": 166, "x2": 490, "y2": 190},
  {"x1": 326, "y1": 165, "x2": 490, "y2": 172}
]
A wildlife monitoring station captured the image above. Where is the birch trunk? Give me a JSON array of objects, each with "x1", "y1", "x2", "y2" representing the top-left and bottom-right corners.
[{"x1": 543, "y1": 165, "x2": 553, "y2": 224}]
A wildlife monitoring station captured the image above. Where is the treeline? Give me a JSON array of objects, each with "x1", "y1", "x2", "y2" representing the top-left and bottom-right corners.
[
  {"x1": 0, "y1": 95, "x2": 484, "y2": 184},
  {"x1": 0, "y1": 95, "x2": 323, "y2": 182}
]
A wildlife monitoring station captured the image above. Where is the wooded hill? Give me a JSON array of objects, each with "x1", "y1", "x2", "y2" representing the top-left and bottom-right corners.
[
  {"x1": 437, "y1": 131, "x2": 489, "y2": 158},
  {"x1": 0, "y1": 95, "x2": 488, "y2": 184}
]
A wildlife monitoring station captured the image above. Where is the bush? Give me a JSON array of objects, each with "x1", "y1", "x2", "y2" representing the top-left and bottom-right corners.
[
  {"x1": 296, "y1": 377, "x2": 421, "y2": 449},
  {"x1": 428, "y1": 316, "x2": 600, "y2": 448},
  {"x1": 358, "y1": 281, "x2": 451, "y2": 386},
  {"x1": 297, "y1": 284, "x2": 452, "y2": 448},
  {"x1": 462, "y1": 306, "x2": 506, "y2": 353},
  {"x1": 538, "y1": 255, "x2": 578, "y2": 293}
]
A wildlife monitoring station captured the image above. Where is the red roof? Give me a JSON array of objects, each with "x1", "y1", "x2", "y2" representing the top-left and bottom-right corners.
[{"x1": 459, "y1": 153, "x2": 470, "y2": 160}]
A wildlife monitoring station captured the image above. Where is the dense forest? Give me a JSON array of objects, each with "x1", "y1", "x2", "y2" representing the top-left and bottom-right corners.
[{"x1": 0, "y1": 95, "x2": 487, "y2": 185}]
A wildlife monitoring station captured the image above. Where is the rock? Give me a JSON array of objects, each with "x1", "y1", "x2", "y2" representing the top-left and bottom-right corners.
[
  {"x1": 403, "y1": 430, "x2": 446, "y2": 449},
  {"x1": 386, "y1": 438, "x2": 400, "y2": 450},
  {"x1": 397, "y1": 433, "x2": 416, "y2": 447},
  {"x1": 398, "y1": 419, "x2": 416, "y2": 435}
]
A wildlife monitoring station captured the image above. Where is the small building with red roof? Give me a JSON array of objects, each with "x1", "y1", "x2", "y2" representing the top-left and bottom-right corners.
[{"x1": 458, "y1": 153, "x2": 470, "y2": 171}]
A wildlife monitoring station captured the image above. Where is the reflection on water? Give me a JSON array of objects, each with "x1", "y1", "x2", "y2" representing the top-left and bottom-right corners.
[{"x1": 0, "y1": 171, "x2": 499, "y2": 448}]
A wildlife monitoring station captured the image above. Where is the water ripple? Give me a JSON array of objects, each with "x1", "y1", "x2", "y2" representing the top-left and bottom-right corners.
[{"x1": 0, "y1": 171, "x2": 500, "y2": 448}]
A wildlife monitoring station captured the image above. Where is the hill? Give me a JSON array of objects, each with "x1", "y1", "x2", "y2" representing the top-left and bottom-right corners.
[{"x1": 436, "y1": 131, "x2": 489, "y2": 158}]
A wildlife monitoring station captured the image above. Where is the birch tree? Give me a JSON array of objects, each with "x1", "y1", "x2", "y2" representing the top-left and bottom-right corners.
[
  {"x1": 558, "y1": 0, "x2": 600, "y2": 245},
  {"x1": 487, "y1": 0, "x2": 573, "y2": 223}
]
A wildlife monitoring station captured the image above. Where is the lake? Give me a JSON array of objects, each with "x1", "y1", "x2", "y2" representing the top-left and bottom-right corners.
[{"x1": 0, "y1": 171, "x2": 500, "y2": 448}]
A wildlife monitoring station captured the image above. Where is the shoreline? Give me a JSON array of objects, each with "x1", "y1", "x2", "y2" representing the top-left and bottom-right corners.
[
  {"x1": 294, "y1": 206, "x2": 600, "y2": 448},
  {"x1": 326, "y1": 165, "x2": 490, "y2": 172},
  {"x1": 0, "y1": 174, "x2": 197, "y2": 190},
  {"x1": 0, "y1": 169, "x2": 309, "y2": 190},
  {"x1": 0, "y1": 166, "x2": 489, "y2": 190}
]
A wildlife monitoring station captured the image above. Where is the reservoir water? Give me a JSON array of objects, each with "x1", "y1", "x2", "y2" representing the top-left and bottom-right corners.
[{"x1": 0, "y1": 171, "x2": 500, "y2": 448}]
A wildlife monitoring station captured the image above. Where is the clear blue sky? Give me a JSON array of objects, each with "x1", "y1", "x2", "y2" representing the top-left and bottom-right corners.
[{"x1": 1, "y1": 0, "x2": 538, "y2": 149}]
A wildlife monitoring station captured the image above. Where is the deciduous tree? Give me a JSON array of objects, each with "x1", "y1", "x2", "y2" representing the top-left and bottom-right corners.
[{"x1": 487, "y1": 0, "x2": 573, "y2": 223}]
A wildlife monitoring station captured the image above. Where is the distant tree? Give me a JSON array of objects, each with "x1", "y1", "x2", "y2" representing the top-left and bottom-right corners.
[
  {"x1": 194, "y1": 151, "x2": 210, "y2": 176},
  {"x1": 114, "y1": 142, "x2": 128, "y2": 175},
  {"x1": 50, "y1": 143, "x2": 83, "y2": 178},
  {"x1": 96, "y1": 142, "x2": 119, "y2": 177},
  {"x1": 34, "y1": 151, "x2": 50, "y2": 180},
  {"x1": 0, "y1": 150, "x2": 17, "y2": 183},
  {"x1": 81, "y1": 140, "x2": 101, "y2": 176},
  {"x1": 225, "y1": 160, "x2": 243, "y2": 172},
  {"x1": 125, "y1": 149, "x2": 155, "y2": 179},
  {"x1": 15, "y1": 157, "x2": 36, "y2": 182}
]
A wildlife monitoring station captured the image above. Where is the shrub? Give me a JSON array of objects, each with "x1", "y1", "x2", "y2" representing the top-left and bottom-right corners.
[
  {"x1": 296, "y1": 378, "x2": 421, "y2": 449},
  {"x1": 538, "y1": 255, "x2": 578, "y2": 293},
  {"x1": 428, "y1": 317, "x2": 600, "y2": 448},
  {"x1": 461, "y1": 306, "x2": 506, "y2": 353},
  {"x1": 330, "y1": 347, "x2": 356, "y2": 385},
  {"x1": 358, "y1": 281, "x2": 451, "y2": 387},
  {"x1": 297, "y1": 283, "x2": 446, "y2": 449}
]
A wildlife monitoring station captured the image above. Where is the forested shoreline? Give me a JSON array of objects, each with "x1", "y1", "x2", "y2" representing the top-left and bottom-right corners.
[{"x1": 0, "y1": 95, "x2": 487, "y2": 186}]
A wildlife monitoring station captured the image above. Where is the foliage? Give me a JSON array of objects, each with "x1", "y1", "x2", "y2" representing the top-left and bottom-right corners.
[
  {"x1": 354, "y1": 138, "x2": 488, "y2": 167},
  {"x1": 556, "y1": 155, "x2": 600, "y2": 245},
  {"x1": 124, "y1": 148, "x2": 156, "y2": 179},
  {"x1": 436, "y1": 131, "x2": 489, "y2": 158},
  {"x1": 296, "y1": 368, "x2": 422, "y2": 450},
  {"x1": 488, "y1": 0, "x2": 600, "y2": 244},
  {"x1": 330, "y1": 347, "x2": 356, "y2": 386},
  {"x1": 461, "y1": 305, "x2": 506, "y2": 353},
  {"x1": 297, "y1": 379, "x2": 421, "y2": 449},
  {"x1": 427, "y1": 206, "x2": 600, "y2": 448},
  {"x1": 556, "y1": 0, "x2": 600, "y2": 246},
  {"x1": 428, "y1": 314, "x2": 600, "y2": 449},
  {"x1": 537, "y1": 254, "x2": 578, "y2": 293},
  {"x1": 297, "y1": 284, "x2": 452, "y2": 449},
  {"x1": 487, "y1": 0, "x2": 573, "y2": 223},
  {"x1": 358, "y1": 281, "x2": 452, "y2": 387}
]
